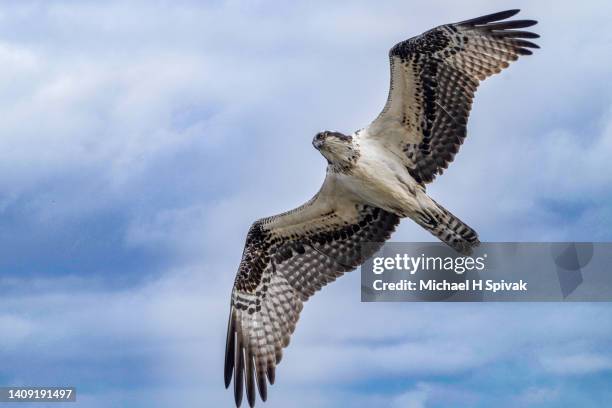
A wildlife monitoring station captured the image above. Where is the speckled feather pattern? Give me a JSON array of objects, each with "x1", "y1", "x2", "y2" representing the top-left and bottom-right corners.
[
  {"x1": 226, "y1": 205, "x2": 399, "y2": 406},
  {"x1": 374, "y1": 9, "x2": 539, "y2": 183}
]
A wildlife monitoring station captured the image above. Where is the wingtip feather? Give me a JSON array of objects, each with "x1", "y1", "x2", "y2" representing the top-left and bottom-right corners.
[
  {"x1": 483, "y1": 19, "x2": 538, "y2": 31},
  {"x1": 256, "y1": 370, "x2": 268, "y2": 402},
  {"x1": 491, "y1": 30, "x2": 540, "y2": 39},
  {"x1": 234, "y1": 329, "x2": 245, "y2": 407},
  {"x1": 267, "y1": 365, "x2": 276, "y2": 385},
  {"x1": 224, "y1": 308, "x2": 236, "y2": 389},
  {"x1": 512, "y1": 39, "x2": 540, "y2": 49},
  {"x1": 457, "y1": 9, "x2": 521, "y2": 26},
  {"x1": 245, "y1": 351, "x2": 256, "y2": 407}
]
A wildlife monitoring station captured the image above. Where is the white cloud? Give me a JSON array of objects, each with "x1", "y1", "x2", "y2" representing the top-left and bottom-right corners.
[
  {"x1": 539, "y1": 352, "x2": 612, "y2": 376},
  {"x1": 514, "y1": 386, "x2": 561, "y2": 406},
  {"x1": 391, "y1": 383, "x2": 431, "y2": 408},
  {"x1": 0, "y1": 314, "x2": 35, "y2": 349}
]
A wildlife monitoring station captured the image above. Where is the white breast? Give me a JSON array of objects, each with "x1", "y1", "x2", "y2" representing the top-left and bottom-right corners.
[{"x1": 336, "y1": 132, "x2": 421, "y2": 214}]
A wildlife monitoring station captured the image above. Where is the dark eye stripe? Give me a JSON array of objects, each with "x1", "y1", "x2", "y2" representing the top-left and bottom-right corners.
[{"x1": 327, "y1": 131, "x2": 351, "y2": 142}]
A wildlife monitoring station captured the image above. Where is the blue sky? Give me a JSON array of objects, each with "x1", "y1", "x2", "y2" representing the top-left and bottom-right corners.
[{"x1": 0, "y1": 1, "x2": 611, "y2": 407}]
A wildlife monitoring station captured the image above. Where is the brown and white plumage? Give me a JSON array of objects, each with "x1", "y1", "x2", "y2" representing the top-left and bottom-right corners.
[
  {"x1": 368, "y1": 9, "x2": 539, "y2": 183},
  {"x1": 225, "y1": 9, "x2": 538, "y2": 407},
  {"x1": 225, "y1": 175, "x2": 399, "y2": 406}
]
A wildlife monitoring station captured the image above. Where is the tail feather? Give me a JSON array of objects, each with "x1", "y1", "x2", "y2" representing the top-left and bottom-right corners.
[{"x1": 414, "y1": 199, "x2": 480, "y2": 255}]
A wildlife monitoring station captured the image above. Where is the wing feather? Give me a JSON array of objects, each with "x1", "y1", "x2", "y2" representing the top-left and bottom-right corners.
[
  {"x1": 367, "y1": 9, "x2": 539, "y2": 183},
  {"x1": 224, "y1": 176, "x2": 399, "y2": 406}
]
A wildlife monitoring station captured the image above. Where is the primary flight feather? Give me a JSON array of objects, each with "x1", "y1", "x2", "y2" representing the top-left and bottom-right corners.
[{"x1": 224, "y1": 9, "x2": 539, "y2": 407}]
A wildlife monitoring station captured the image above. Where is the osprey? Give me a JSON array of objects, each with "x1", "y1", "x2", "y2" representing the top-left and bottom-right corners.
[{"x1": 225, "y1": 9, "x2": 538, "y2": 407}]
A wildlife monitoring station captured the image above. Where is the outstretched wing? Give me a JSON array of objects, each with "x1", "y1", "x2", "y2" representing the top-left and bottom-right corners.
[
  {"x1": 224, "y1": 174, "x2": 399, "y2": 407},
  {"x1": 367, "y1": 9, "x2": 539, "y2": 183}
]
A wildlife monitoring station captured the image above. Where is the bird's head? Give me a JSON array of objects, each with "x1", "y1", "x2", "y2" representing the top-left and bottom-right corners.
[{"x1": 312, "y1": 131, "x2": 358, "y2": 168}]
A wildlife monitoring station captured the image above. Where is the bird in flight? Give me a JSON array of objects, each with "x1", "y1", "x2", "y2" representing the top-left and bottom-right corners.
[{"x1": 224, "y1": 9, "x2": 538, "y2": 407}]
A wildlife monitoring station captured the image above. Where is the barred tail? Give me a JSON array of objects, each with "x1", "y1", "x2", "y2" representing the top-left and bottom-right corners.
[{"x1": 414, "y1": 198, "x2": 480, "y2": 255}]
